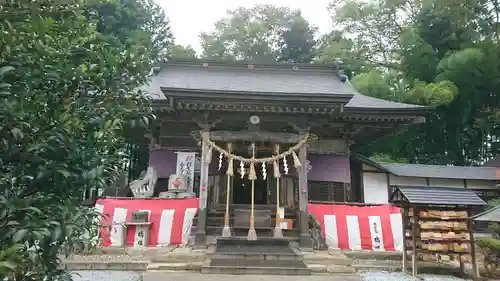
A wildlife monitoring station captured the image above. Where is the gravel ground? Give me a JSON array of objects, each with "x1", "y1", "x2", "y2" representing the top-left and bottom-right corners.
[
  {"x1": 359, "y1": 271, "x2": 471, "y2": 281},
  {"x1": 71, "y1": 271, "x2": 142, "y2": 281}
]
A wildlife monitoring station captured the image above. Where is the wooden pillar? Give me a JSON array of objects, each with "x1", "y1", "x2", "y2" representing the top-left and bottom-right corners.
[
  {"x1": 401, "y1": 208, "x2": 408, "y2": 274},
  {"x1": 194, "y1": 130, "x2": 210, "y2": 248},
  {"x1": 298, "y1": 141, "x2": 312, "y2": 250},
  {"x1": 411, "y1": 207, "x2": 419, "y2": 277},
  {"x1": 468, "y1": 210, "x2": 480, "y2": 279}
]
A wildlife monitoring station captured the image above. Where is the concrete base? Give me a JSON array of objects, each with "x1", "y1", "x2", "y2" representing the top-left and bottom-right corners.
[
  {"x1": 193, "y1": 231, "x2": 207, "y2": 250},
  {"x1": 272, "y1": 226, "x2": 283, "y2": 238},
  {"x1": 201, "y1": 264, "x2": 311, "y2": 275},
  {"x1": 62, "y1": 260, "x2": 148, "y2": 271},
  {"x1": 221, "y1": 226, "x2": 231, "y2": 237},
  {"x1": 246, "y1": 228, "x2": 257, "y2": 241},
  {"x1": 299, "y1": 234, "x2": 313, "y2": 252},
  {"x1": 143, "y1": 272, "x2": 362, "y2": 281},
  {"x1": 194, "y1": 208, "x2": 207, "y2": 248}
]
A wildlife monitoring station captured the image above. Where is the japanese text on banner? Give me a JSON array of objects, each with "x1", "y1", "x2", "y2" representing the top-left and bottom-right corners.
[{"x1": 176, "y1": 152, "x2": 196, "y2": 191}]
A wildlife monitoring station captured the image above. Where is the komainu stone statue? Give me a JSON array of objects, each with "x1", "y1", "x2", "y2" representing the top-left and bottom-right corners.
[
  {"x1": 130, "y1": 166, "x2": 157, "y2": 198},
  {"x1": 309, "y1": 214, "x2": 327, "y2": 250}
]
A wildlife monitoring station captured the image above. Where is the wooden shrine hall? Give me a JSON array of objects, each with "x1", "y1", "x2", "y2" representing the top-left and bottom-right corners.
[{"x1": 141, "y1": 59, "x2": 430, "y2": 249}]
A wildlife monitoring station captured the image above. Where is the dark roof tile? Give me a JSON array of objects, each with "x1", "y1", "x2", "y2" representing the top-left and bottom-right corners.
[
  {"x1": 142, "y1": 59, "x2": 426, "y2": 110},
  {"x1": 391, "y1": 186, "x2": 486, "y2": 206},
  {"x1": 380, "y1": 162, "x2": 500, "y2": 181}
]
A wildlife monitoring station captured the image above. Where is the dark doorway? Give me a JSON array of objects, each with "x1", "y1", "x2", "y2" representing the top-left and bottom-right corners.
[{"x1": 232, "y1": 165, "x2": 267, "y2": 205}]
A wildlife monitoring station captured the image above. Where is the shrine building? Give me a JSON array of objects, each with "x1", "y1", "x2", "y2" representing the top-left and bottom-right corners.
[{"x1": 135, "y1": 58, "x2": 443, "y2": 249}]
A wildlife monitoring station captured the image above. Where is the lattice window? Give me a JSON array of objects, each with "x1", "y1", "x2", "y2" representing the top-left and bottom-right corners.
[{"x1": 308, "y1": 181, "x2": 353, "y2": 203}]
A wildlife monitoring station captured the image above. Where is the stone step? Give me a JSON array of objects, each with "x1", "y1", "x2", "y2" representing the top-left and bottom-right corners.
[
  {"x1": 304, "y1": 256, "x2": 352, "y2": 266},
  {"x1": 62, "y1": 260, "x2": 148, "y2": 271},
  {"x1": 343, "y1": 250, "x2": 402, "y2": 261},
  {"x1": 210, "y1": 244, "x2": 301, "y2": 261},
  {"x1": 203, "y1": 217, "x2": 296, "y2": 224},
  {"x1": 149, "y1": 247, "x2": 207, "y2": 263},
  {"x1": 147, "y1": 262, "x2": 203, "y2": 271},
  {"x1": 150, "y1": 253, "x2": 206, "y2": 263},
  {"x1": 200, "y1": 226, "x2": 299, "y2": 237},
  {"x1": 207, "y1": 204, "x2": 295, "y2": 211},
  {"x1": 351, "y1": 263, "x2": 402, "y2": 271},
  {"x1": 210, "y1": 252, "x2": 301, "y2": 261},
  {"x1": 201, "y1": 258, "x2": 311, "y2": 275},
  {"x1": 351, "y1": 259, "x2": 402, "y2": 266},
  {"x1": 307, "y1": 264, "x2": 356, "y2": 274}
]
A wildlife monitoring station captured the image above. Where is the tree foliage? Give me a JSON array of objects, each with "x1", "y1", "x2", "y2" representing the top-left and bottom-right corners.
[
  {"x1": 327, "y1": 0, "x2": 500, "y2": 165},
  {"x1": 200, "y1": 5, "x2": 317, "y2": 62},
  {"x1": 0, "y1": 0, "x2": 172, "y2": 279},
  {"x1": 197, "y1": 1, "x2": 500, "y2": 164},
  {"x1": 169, "y1": 45, "x2": 198, "y2": 59}
]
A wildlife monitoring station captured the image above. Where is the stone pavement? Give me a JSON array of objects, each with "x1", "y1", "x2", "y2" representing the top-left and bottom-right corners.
[{"x1": 142, "y1": 271, "x2": 362, "y2": 281}]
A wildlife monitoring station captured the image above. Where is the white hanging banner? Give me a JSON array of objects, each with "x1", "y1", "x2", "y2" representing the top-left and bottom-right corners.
[{"x1": 175, "y1": 152, "x2": 197, "y2": 191}]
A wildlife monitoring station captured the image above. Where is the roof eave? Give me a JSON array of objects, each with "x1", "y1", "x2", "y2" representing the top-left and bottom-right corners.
[
  {"x1": 163, "y1": 58, "x2": 341, "y2": 72},
  {"x1": 344, "y1": 106, "x2": 433, "y2": 116},
  {"x1": 472, "y1": 205, "x2": 500, "y2": 221},
  {"x1": 351, "y1": 153, "x2": 392, "y2": 173},
  {"x1": 379, "y1": 163, "x2": 500, "y2": 181},
  {"x1": 353, "y1": 154, "x2": 500, "y2": 181},
  {"x1": 160, "y1": 87, "x2": 354, "y2": 103}
]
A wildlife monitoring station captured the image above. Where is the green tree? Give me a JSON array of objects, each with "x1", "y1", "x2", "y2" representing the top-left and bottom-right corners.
[
  {"x1": 326, "y1": 0, "x2": 500, "y2": 165},
  {"x1": 0, "y1": 0, "x2": 172, "y2": 279},
  {"x1": 200, "y1": 4, "x2": 318, "y2": 62},
  {"x1": 169, "y1": 45, "x2": 198, "y2": 59},
  {"x1": 276, "y1": 15, "x2": 317, "y2": 63}
]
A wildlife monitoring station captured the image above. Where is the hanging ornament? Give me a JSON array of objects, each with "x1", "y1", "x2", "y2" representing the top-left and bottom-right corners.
[
  {"x1": 239, "y1": 161, "x2": 245, "y2": 179},
  {"x1": 262, "y1": 162, "x2": 267, "y2": 180},
  {"x1": 218, "y1": 152, "x2": 223, "y2": 171},
  {"x1": 283, "y1": 156, "x2": 289, "y2": 175}
]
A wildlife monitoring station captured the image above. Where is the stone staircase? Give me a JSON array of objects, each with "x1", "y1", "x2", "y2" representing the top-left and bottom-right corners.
[
  {"x1": 192, "y1": 204, "x2": 299, "y2": 237},
  {"x1": 202, "y1": 237, "x2": 311, "y2": 275}
]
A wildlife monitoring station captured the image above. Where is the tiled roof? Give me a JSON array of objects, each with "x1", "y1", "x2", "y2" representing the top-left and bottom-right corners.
[
  {"x1": 391, "y1": 186, "x2": 486, "y2": 206},
  {"x1": 379, "y1": 162, "x2": 500, "y2": 181},
  {"x1": 346, "y1": 94, "x2": 423, "y2": 109},
  {"x1": 472, "y1": 205, "x2": 500, "y2": 222},
  {"x1": 353, "y1": 153, "x2": 500, "y2": 181},
  {"x1": 142, "y1": 62, "x2": 353, "y2": 97},
  {"x1": 141, "y1": 59, "x2": 426, "y2": 110}
]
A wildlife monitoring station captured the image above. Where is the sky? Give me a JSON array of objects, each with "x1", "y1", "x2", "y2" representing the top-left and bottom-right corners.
[{"x1": 156, "y1": 0, "x2": 334, "y2": 53}]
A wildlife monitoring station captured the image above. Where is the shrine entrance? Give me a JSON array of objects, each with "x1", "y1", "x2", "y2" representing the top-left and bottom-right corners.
[
  {"x1": 196, "y1": 130, "x2": 310, "y2": 240},
  {"x1": 232, "y1": 163, "x2": 268, "y2": 205}
]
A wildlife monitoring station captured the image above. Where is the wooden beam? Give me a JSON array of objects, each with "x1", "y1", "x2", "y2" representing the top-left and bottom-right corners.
[
  {"x1": 159, "y1": 111, "x2": 330, "y2": 125},
  {"x1": 298, "y1": 138, "x2": 312, "y2": 249},
  {"x1": 209, "y1": 130, "x2": 301, "y2": 143}
]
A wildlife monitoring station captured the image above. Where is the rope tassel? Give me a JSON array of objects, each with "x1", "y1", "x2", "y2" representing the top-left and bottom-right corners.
[
  {"x1": 292, "y1": 150, "x2": 301, "y2": 168},
  {"x1": 249, "y1": 162, "x2": 257, "y2": 180},
  {"x1": 273, "y1": 160, "x2": 281, "y2": 178},
  {"x1": 226, "y1": 157, "x2": 234, "y2": 176},
  {"x1": 205, "y1": 146, "x2": 213, "y2": 163}
]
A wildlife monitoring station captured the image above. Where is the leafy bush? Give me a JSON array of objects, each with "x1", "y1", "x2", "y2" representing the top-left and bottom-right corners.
[
  {"x1": 0, "y1": 1, "x2": 172, "y2": 280},
  {"x1": 476, "y1": 199, "x2": 500, "y2": 276},
  {"x1": 477, "y1": 237, "x2": 500, "y2": 251}
]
